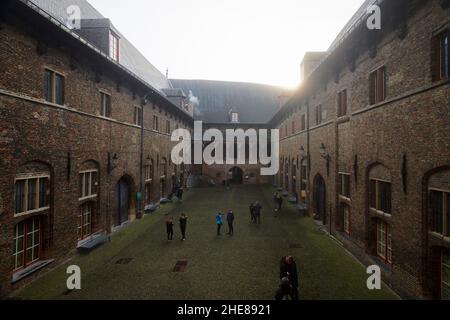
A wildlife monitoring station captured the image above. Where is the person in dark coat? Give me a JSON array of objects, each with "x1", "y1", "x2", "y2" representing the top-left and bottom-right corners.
[
  {"x1": 179, "y1": 213, "x2": 187, "y2": 241},
  {"x1": 279, "y1": 256, "x2": 299, "y2": 300},
  {"x1": 227, "y1": 210, "x2": 235, "y2": 235},
  {"x1": 253, "y1": 201, "x2": 262, "y2": 224},
  {"x1": 177, "y1": 187, "x2": 184, "y2": 201},
  {"x1": 166, "y1": 216, "x2": 174, "y2": 241},
  {"x1": 249, "y1": 203, "x2": 256, "y2": 223},
  {"x1": 277, "y1": 195, "x2": 283, "y2": 211}
]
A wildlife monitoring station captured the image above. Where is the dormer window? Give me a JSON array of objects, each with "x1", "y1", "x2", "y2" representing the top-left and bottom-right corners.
[
  {"x1": 231, "y1": 112, "x2": 239, "y2": 123},
  {"x1": 109, "y1": 31, "x2": 119, "y2": 62}
]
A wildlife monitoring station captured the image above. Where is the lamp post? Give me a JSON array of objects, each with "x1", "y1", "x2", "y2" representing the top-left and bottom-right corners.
[{"x1": 107, "y1": 152, "x2": 119, "y2": 174}]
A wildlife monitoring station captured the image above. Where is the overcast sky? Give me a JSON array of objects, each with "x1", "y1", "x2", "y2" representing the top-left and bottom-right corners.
[{"x1": 87, "y1": 0, "x2": 365, "y2": 88}]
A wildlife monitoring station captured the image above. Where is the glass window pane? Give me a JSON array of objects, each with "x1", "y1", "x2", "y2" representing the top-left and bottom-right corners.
[
  {"x1": 39, "y1": 178, "x2": 47, "y2": 208},
  {"x1": 370, "y1": 180, "x2": 377, "y2": 209},
  {"x1": 15, "y1": 252, "x2": 24, "y2": 269},
  {"x1": 44, "y1": 70, "x2": 52, "y2": 102},
  {"x1": 79, "y1": 174, "x2": 83, "y2": 198},
  {"x1": 15, "y1": 180, "x2": 25, "y2": 214},
  {"x1": 84, "y1": 173, "x2": 89, "y2": 197},
  {"x1": 91, "y1": 172, "x2": 97, "y2": 195},
  {"x1": 27, "y1": 179, "x2": 37, "y2": 211},
  {"x1": 430, "y1": 191, "x2": 444, "y2": 234},
  {"x1": 55, "y1": 74, "x2": 64, "y2": 105}
]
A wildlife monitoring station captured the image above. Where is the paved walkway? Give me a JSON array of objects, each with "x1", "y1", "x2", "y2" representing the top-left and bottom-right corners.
[{"x1": 14, "y1": 185, "x2": 398, "y2": 300}]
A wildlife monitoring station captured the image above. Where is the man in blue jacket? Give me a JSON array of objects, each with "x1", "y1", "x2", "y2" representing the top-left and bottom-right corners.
[{"x1": 216, "y1": 212, "x2": 223, "y2": 236}]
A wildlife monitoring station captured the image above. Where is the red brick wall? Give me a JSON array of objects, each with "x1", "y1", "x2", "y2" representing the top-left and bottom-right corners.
[{"x1": 275, "y1": 0, "x2": 450, "y2": 299}]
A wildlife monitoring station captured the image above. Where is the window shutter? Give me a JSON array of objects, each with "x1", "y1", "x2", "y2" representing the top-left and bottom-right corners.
[{"x1": 369, "y1": 72, "x2": 376, "y2": 105}]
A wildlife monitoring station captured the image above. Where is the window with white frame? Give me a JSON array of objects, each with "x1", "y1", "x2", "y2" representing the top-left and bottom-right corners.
[
  {"x1": 79, "y1": 170, "x2": 98, "y2": 200},
  {"x1": 109, "y1": 31, "x2": 119, "y2": 62},
  {"x1": 377, "y1": 220, "x2": 392, "y2": 264},
  {"x1": 100, "y1": 92, "x2": 111, "y2": 118},
  {"x1": 134, "y1": 106, "x2": 142, "y2": 126},
  {"x1": 44, "y1": 69, "x2": 65, "y2": 105},
  {"x1": 78, "y1": 202, "x2": 92, "y2": 240},
  {"x1": 429, "y1": 189, "x2": 450, "y2": 237},
  {"x1": 443, "y1": 251, "x2": 450, "y2": 300},
  {"x1": 144, "y1": 161, "x2": 154, "y2": 182},
  {"x1": 338, "y1": 173, "x2": 351, "y2": 199},
  {"x1": 370, "y1": 179, "x2": 392, "y2": 215},
  {"x1": 14, "y1": 175, "x2": 50, "y2": 216},
  {"x1": 13, "y1": 217, "x2": 41, "y2": 271}
]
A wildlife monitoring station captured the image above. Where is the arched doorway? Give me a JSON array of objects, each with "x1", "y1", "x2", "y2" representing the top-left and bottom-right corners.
[
  {"x1": 313, "y1": 174, "x2": 327, "y2": 224},
  {"x1": 115, "y1": 176, "x2": 133, "y2": 226},
  {"x1": 229, "y1": 167, "x2": 243, "y2": 184}
]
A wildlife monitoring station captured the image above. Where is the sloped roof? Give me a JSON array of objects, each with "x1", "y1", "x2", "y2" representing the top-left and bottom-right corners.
[
  {"x1": 30, "y1": 0, "x2": 172, "y2": 92},
  {"x1": 170, "y1": 79, "x2": 285, "y2": 124},
  {"x1": 328, "y1": 0, "x2": 380, "y2": 51}
]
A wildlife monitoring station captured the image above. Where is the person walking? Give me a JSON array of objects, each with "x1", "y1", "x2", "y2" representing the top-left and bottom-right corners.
[
  {"x1": 279, "y1": 256, "x2": 299, "y2": 300},
  {"x1": 249, "y1": 202, "x2": 256, "y2": 223},
  {"x1": 277, "y1": 195, "x2": 283, "y2": 212},
  {"x1": 227, "y1": 210, "x2": 235, "y2": 235},
  {"x1": 216, "y1": 212, "x2": 224, "y2": 236},
  {"x1": 177, "y1": 187, "x2": 184, "y2": 201},
  {"x1": 179, "y1": 213, "x2": 187, "y2": 241},
  {"x1": 274, "y1": 192, "x2": 280, "y2": 212},
  {"x1": 253, "y1": 201, "x2": 262, "y2": 224},
  {"x1": 166, "y1": 216, "x2": 174, "y2": 241}
]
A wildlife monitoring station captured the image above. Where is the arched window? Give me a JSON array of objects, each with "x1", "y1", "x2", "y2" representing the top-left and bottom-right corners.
[{"x1": 15, "y1": 173, "x2": 50, "y2": 216}]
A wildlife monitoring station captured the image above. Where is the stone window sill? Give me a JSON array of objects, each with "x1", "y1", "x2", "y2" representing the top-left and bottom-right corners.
[{"x1": 12, "y1": 259, "x2": 54, "y2": 284}]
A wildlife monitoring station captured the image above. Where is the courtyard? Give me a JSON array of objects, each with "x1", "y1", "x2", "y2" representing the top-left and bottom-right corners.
[{"x1": 13, "y1": 185, "x2": 398, "y2": 300}]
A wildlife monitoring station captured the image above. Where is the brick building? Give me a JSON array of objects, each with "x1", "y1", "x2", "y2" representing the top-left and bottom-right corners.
[
  {"x1": 271, "y1": 0, "x2": 450, "y2": 299},
  {"x1": 170, "y1": 79, "x2": 285, "y2": 185},
  {"x1": 0, "y1": 0, "x2": 193, "y2": 296},
  {"x1": 0, "y1": 0, "x2": 449, "y2": 300}
]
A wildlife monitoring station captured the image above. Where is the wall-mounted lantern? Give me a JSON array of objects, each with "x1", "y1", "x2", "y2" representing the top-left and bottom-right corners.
[{"x1": 107, "y1": 152, "x2": 119, "y2": 174}]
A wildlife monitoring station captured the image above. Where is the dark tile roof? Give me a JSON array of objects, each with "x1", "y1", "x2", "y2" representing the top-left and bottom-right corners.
[
  {"x1": 170, "y1": 79, "x2": 285, "y2": 124},
  {"x1": 30, "y1": 0, "x2": 172, "y2": 93}
]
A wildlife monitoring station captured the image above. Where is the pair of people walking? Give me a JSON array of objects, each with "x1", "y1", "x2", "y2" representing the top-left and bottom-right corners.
[
  {"x1": 249, "y1": 201, "x2": 262, "y2": 224},
  {"x1": 276, "y1": 255, "x2": 299, "y2": 300},
  {"x1": 216, "y1": 210, "x2": 234, "y2": 236},
  {"x1": 166, "y1": 213, "x2": 187, "y2": 241}
]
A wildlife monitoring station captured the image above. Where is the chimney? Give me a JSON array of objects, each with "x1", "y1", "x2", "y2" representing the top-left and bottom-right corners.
[{"x1": 300, "y1": 52, "x2": 326, "y2": 82}]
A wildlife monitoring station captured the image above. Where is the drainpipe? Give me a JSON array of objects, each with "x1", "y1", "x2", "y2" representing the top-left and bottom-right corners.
[{"x1": 138, "y1": 97, "x2": 145, "y2": 219}]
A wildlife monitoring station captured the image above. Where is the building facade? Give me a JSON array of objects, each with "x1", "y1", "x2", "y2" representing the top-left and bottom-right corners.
[
  {"x1": 271, "y1": 0, "x2": 450, "y2": 299},
  {"x1": 0, "y1": 0, "x2": 192, "y2": 296}
]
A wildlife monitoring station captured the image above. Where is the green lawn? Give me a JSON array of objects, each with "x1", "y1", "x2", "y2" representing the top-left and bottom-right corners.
[{"x1": 13, "y1": 184, "x2": 398, "y2": 300}]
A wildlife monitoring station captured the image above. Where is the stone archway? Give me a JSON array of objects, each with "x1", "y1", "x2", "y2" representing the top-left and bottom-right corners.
[
  {"x1": 229, "y1": 167, "x2": 243, "y2": 184},
  {"x1": 115, "y1": 175, "x2": 135, "y2": 226}
]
